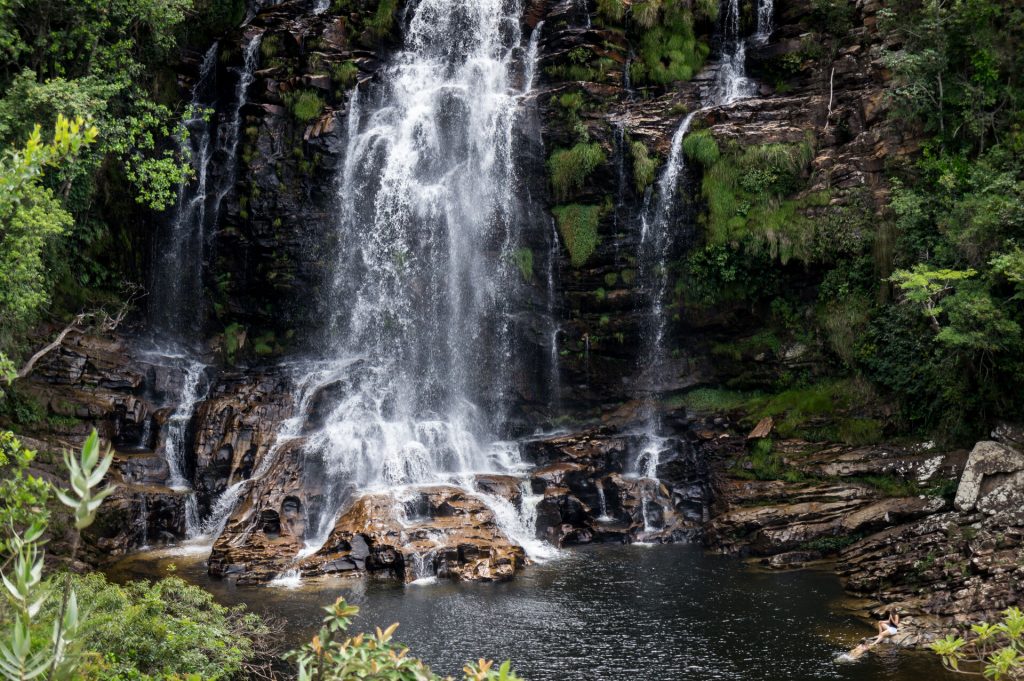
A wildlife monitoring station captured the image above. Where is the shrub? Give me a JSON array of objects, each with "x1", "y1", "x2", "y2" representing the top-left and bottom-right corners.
[
  {"x1": 368, "y1": 0, "x2": 399, "y2": 38},
  {"x1": 285, "y1": 90, "x2": 325, "y2": 122},
  {"x1": 682, "y1": 130, "x2": 719, "y2": 167},
  {"x1": 548, "y1": 143, "x2": 606, "y2": 201},
  {"x1": 331, "y1": 60, "x2": 359, "y2": 87},
  {"x1": 596, "y1": 0, "x2": 626, "y2": 21},
  {"x1": 932, "y1": 607, "x2": 1024, "y2": 680},
  {"x1": 553, "y1": 204, "x2": 601, "y2": 268},
  {"x1": 60, "y1": 573, "x2": 273, "y2": 680},
  {"x1": 630, "y1": 141, "x2": 658, "y2": 193}
]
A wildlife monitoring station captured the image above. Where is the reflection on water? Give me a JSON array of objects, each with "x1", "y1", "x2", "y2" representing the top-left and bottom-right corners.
[{"x1": 110, "y1": 544, "x2": 955, "y2": 681}]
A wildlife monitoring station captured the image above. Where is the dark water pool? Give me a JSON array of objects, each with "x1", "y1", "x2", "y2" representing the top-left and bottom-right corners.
[{"x1": 111, "y1": 543, "x2": 955, "y2": 681}]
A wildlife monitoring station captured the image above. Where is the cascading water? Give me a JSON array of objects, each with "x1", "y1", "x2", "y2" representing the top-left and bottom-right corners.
[
  {"x1": 713, "y1": 0, "x2": 757, "y2": 105},
  {"x1": 144, "y1": 34, "x2": 263, "y2": 543},
  {"x1": 231, "y1": 0, "x2": 553, "y2": 567},
  {"x1": 628, "y1": 0, "x2": 773, "y2": 538},
  {"x1": 162, "y1": 360, "x2": 209, "y2": 536},
  {"x1": 523, "y1": 20, "x2": 545, "y2": 94},
  {"x1": 755, "y1": 0, "x2": 774, "y2": 43},
  {"x1": 212, "y1": 33, "x2": 262, "y2": 231},
  {"x1": 637, "y1": 111, "x2": 698, "y2": 434},
  {"x1": 149, "y1": 42, "x2": 218, "y2": 338}
]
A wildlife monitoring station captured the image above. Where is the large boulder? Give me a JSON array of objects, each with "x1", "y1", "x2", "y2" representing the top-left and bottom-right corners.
[{"x1": 954, "y1": 441, "x2": 1024, "y2": 521}]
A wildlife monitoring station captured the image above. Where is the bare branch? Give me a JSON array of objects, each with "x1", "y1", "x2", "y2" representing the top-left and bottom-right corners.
[{"x1": 14, "y1": 285, "x2": 145, "y2": 380}]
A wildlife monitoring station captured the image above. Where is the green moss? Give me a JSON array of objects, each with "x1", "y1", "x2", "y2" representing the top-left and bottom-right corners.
[
  {"x1": 1, "y1": 387, "x2": 46, "y2": 425},
  {"x1": 595, "y1": 287, "x2": 607, "y2": 301},
  {"x1": 555, "y1": 91, "x2": 585, "y2": 114},
  {"x1": 548, "y1": 143, "x2": 606, "y2": 201},
  {"x1": 604, "y1": 272, "x2": 619, "y2": 287},
  {"x1": 553, "y1": 204, "x2": 601, "y2": 268},
  {"x1": 260, "y1": 35, "x2": 282, "y2": 59},
  {"x1": 620, "y1": 268, "x2": 636, "y2": 285},
  {"x1": 512, "y1": 247, "x2": 534, "y2": 282},
  {"x1": 630, "y1": 141, "x2": 658, "y2": 193},
  {"x1": 630, "y1": 6, "x2": 710, "y2": 85},
  {"x1": 731, "y1": 439, "x2": 807, "y2": 482},
  {"x1": 853, "y1": 475, "x2": 922, "y2": 498},
  {"x1": 284, "y1": 89, "x2": 325, "y2": 122},
  {"x1": 670, "y1": 379, "x2": 885, "y2": 445}
]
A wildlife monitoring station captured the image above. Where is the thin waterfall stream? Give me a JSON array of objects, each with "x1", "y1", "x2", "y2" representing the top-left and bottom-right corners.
[{"x1": 630, "y1": 0, "x2": 774, "y2": 533}]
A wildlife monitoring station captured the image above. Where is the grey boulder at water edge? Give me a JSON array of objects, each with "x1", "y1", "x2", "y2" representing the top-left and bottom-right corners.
[{"x1": 14, "y1": 0, "x2": 1023, "y2": 655}]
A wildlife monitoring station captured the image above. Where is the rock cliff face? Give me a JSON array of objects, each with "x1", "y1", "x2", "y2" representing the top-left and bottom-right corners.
[{"x1": 6, "y1": 0, "x2": 1020, "y2": 650}]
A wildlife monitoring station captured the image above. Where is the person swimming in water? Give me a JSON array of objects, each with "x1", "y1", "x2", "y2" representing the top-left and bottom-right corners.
[{"x1": 874, "y1": 610, "x2": 900, "y2": 644}]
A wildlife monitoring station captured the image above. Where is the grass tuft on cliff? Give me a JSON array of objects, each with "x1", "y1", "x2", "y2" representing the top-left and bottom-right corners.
[
  {"x1": 553, "y1": 204, "x2": 601, "y2": 268},
  {"x1": 631, "y1": 141, "x2": 658, "y2": 193},
  {"x1": 548, "y1": 142, "x2": 606, "y2": 201},
  {"x1": 284, "y1": 89, "x2": 325, "y2": 122}
]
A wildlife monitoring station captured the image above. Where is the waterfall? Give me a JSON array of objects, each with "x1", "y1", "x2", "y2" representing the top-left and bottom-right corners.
[
  {"x1": 546, "y1": 214, "x2": 562, "y2": 413},
  {"x1": 573, "y1": 0, "x2": 591, "y2": 28},
  {"x1": 212, "y1": 33, "x2": 262, "y2": 230},
  {"x1": 713, "y1": 0, "x2": 757, "y2": 105},
  {"x1": 162, "y1": 361, "x2": 209, "y2": 537},
  {"x1": 523, "y1": 21, "x2": 545, "y2": 94},
  {"x1": 150, "y1": 43, "x2": 219, "y2": 337},
  {"x1": 475, "y1": 482, "x2": 559, "y2": 562},
  {"x1": 637, "y1": 112, "x2": 697, "y2": 434},
  {"x1": 596, "y1": 480, "x2": 612, "y2": 522},
  {"x1": 755, "y1": 0, "x2": 774, "y2": 43},
  {"x1": 286, "y1": 0, "x2": 541, "y2": 550}
]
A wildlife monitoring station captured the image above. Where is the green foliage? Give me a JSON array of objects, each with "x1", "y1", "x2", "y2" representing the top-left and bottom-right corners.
[
  {"x1": 596, "y1": 0, "x2": 626, "y2": 21},
  {"x1": 853, "y1": 474, "x2": 922, "y2": 498},
  {"x1": 711, "y1": 330, "x2": 782, "y2": 361},
  {"x1": 66, "y1": 573, "x2": 271, "y2": 680},
  {"x1": 284, "y1": 90, "x2": 326, "y2": 122},
  {"x1": 548, "y1": 143, "x2": 605, "y2": 201},
  {"x1": 682, "y1": 129, "x2": 719, "y2": 167},
  {"x1": 695, "y1": 136, "x2": 824, "y2": 265},
  {"x1": 673, "y1": 380, "x2": 884, "y2": 444},
  {"x1": 368, "y1": 0, "x2": 399, "y2": 39},
  {"x1": 617, "y1": 0, "x2": 713, "y2": 85},
  {"x1": 0, "y1": 116, "x2": 97, "y2": 348},
  {"x1": 553, "y1": 204, "x2": 601, "y2": 268},
  {"x1": 630, "y1": 141, "x2": 657, "y2": 193},
  {"x1": 289, "y1": 597, "x2": 524, "y2": 681},
  {"x1": 809, "y1": 0, "x2": 855, "y2": 37},
  {"x1": 932, "y1": 607, "x2": 1024, "y2": 680},
  {"x1": 512, "y1": 247, "x2": 534, "y2": 282},
  {"x1": 799, "y1": 534, "x2": 862, "y2": 553},
  {"x1": 881, "y1": 0, "x2": 1023, "y2": 153},
  {"x1": 331, "y1": 60, "x2": 360, "y2": 87},
  {"x1": 0, "y1": 432, "x2": 50, "y2": 558},
  {"x1": 0, "y1": 429, "x2": 113, "y2": 679}
]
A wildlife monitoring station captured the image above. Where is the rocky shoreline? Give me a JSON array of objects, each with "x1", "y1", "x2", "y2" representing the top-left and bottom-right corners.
[{"x1": 6, "y1": 330, "x2": 1020, "y2": 649}]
